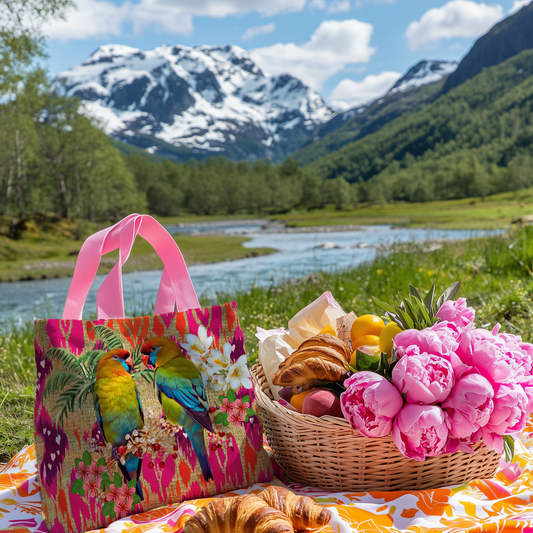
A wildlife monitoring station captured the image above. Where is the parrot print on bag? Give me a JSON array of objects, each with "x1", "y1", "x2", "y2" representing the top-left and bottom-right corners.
[
  {"x1": 141, "y1": 337, "x2": 215, "y2": 482},
  {"x1": 94, "y1": 349, "x2": 145, "y2": 500}
]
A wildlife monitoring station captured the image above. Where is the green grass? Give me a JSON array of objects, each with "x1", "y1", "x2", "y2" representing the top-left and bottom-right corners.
[
  {"x1": 3, "y1": 225, "x2": 533, "y2": 462},
  {"x1": 274, "y1": 188, "x2": 533, "y2": 230},
  {"x1": 0, "y1": 234, "x2": 274, "y2": 282}
]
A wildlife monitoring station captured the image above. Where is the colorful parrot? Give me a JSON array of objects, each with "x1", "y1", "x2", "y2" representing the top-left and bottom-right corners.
[
  {"x1": 94, "y1": 348, "x2": 145, "y2": 500},
  {"x1": 141, "y1": 337, "x2": 214, "y2": 482}
]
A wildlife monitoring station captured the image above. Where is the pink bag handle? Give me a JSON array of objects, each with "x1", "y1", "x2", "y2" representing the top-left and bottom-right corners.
[{"x1": 62, "y1": 214, "x2": 200, "y2": 320}]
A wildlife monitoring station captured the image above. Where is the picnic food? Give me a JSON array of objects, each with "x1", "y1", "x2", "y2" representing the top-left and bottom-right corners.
[
  {"x1": 378, "y1": 321, "x2": 403, "y2": 355},
  {"x1": 272, "y1": 334, "x2": 351, "y2": 388},
  {"x1": 301, "y1": 389, "x2": 342, "y2": 418},
  {"x1": 350, "y1": 314, "x2": 384, "y2": 343},
  {"x1": 289, "y1": 389, "x2": 314, "y2": 412},
  {"x1": 182, "y1": 495, "x2": 293, "y2": 532},
  {"x1": 352, "y1": 334, "x2": 380, "y2": 351},
  {"x1": 258, "y1": 486, "x2": 332, "y2": 530}
]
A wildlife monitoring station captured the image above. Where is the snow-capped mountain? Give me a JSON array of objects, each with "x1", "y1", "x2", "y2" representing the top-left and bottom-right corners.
[
  {"x1": 55, "y1": 44, "x2": 334, "y2": 162},
  {"x1": 388, "y1": 60, "x2": 458, "y2": 95}
]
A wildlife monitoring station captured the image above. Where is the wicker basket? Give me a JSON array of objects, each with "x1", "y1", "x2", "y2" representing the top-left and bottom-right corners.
[{"x1": 251, "y1": 362, "x2": 500, "y2": 492}]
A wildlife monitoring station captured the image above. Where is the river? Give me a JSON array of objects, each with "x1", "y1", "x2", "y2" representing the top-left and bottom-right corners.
[{"x1": 0, "y1": 224, "x2": 497, "y2": 324}]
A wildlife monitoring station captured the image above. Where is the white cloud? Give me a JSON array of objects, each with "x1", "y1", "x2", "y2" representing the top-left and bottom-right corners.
[
  {"x1": 251, "y1": 19, "x2": 376, "y2": 90},
  {"x1": 44, "y1": 0, "x2": 306, "y2": 41},
  {"x1": 405, "y1": 0, "x2": 503, "y2": 51},
  {"x1": 509, "y1": 0, "x2": 530, "y2": 13},
  {"x1": 241, "y1": 23, "x2": 276, "y2": 40},
  {"x1": 44, "y1": 0, "x2": 131, "y2": 42},
  {"x1": 309, "y1": 0, "x2": 327, "y2": 7},
  {"x1": 329, "y1": 71, "x2": 401, "y2": 110},
  {"x1": 328, "y1": 0, "x2": 351, "y2": 12}
]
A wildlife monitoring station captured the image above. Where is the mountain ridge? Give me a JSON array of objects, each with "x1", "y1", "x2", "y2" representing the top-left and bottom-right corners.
[{"x1": 55, "y1": 43, "x2": 334, "y2": 162}]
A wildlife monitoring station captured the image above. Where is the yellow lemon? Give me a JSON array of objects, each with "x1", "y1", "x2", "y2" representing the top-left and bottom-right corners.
[
  {"x1": 351, "y1": 315, "x2": 385, "y2": 343},
  {"x1": 290, "y1": 390, "x2": 314, "y2": 413},
  {"x1": 352, "y1": 334, "x2": 381, "y2": 352},
  {"x1": 350, "y1": 344, "x2": 380, "y2": 367},
  {"x1": 379, "y1": 322, "x2": 403, "y2": 354},
  {"x1": 318, "y1": 325, "x2": 337, "y2": 336}
]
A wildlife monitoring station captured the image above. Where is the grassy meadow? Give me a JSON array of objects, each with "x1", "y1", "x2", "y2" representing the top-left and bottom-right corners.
[
  {"x1": 0, "y1": 233, "x2": 274, "y2": 282},
  {"x1": 2, "y1": 225, "x2": 533, "y2": 461}
]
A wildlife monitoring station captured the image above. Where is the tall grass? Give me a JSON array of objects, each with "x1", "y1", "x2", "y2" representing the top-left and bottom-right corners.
[{"x1": 2, "y1": 226, "x2": 533, "y2": 461}]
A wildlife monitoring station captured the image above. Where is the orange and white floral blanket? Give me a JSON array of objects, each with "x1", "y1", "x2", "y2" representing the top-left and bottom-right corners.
[{"x1": 3, "y1": 428, "x2": 533, "y2": 533}]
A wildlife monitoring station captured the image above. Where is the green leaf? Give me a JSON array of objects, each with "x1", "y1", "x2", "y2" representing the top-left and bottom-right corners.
[
  {"x1": 113, "y1": 472, "x2": 123, "y2": 487},
  {"x1": 246, "y1": 408, "x2": 255, "y2": 416},
  {"x1": 82, "y1": 450, "x2": 92, "y2": 466},
  {"x1": 372, "y1": 296, "x2": 396, "y2": 315},
  {"x1": 241, "y1": 395, "x2": 251, "y2": 404},
  {"x1": 355, "y1": 349, "x2": 381, "y2": 373},
  {"x1": 424, "y1": 279, "x2": 436, "y2": 314},
  {"x1": 214, "y1": 412, "x2": 228, "y2": 425},
  {"x1": 409, "y1": 284, "x2": 422, "y2": 302},
  {"x1": 218, "y1": 395, "x2": 226, "y2": 404},
  {"x1": 226, "y1": 389, "x2": 237, "y2": 403},
  {"x1": 503, "y1": 435, "x2": 515, "y2": 463},
  {"x1": 435, "y1": 281, "x2": 461, "y2": 311},
  {"x1": 70, "y1": 478, "x2": 85, "y2": 495},
  {"x1": 102, "y1": 500, "x2": 116, "y2": 518},
  {"x1": 97, "y1": 457, "x2": 106, "y2": 467},
  {"x1": 74, "y1": 458, "x2": 82, "y2": 469},
  {"x1": 128, "y1": 479, "x2": 137, "y2": 489},
  {"x1": 101, "y1": 472, "x2": 111, "y2": 489},
  {"x1": 90, "y1": 325, "x2": 124, "y2": 351},
  {"x1": 132, "y1": 494, "x2": 141, "y2": 506},
  {"x1": 376, "y1": 352, "x2": 390, "y2": 378}
]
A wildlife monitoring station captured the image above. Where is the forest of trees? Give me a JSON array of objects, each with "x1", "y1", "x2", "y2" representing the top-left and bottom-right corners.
[{"x1": 309, "y1": 49, "x2": 533, "y2": 204}]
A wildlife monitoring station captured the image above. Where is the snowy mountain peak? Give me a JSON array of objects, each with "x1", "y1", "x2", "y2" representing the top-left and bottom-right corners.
[
  {"x1": 55, "y1": 44, "x2": 333, "y2": 162},
  {"x1": 388, "y1": 60, "x2": 458, "y2": 95}
]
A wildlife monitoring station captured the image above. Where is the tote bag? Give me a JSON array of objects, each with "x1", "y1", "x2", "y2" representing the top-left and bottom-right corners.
[{"x1": 33, "y1": 214, "x2": 273, "y2": 533}]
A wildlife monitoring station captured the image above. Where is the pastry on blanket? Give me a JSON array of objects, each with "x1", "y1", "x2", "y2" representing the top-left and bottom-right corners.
[
  {"x1": 259, "y1": 486, "x2": 332, "y2": 530},
  {"x1": 182, "y1": 494, "x2": 293, "y2": 533},
  {"x1": 272, "y1": 334, "x2": 351, "y2": 388}
]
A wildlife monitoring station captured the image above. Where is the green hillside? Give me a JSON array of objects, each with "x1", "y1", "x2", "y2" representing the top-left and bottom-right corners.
[
  {"x1": 293, "y1": 79, "x2": 445, "y2": 167},
  {"x1": 308, "y1": 49, "x2": 533, "y2": 203}
]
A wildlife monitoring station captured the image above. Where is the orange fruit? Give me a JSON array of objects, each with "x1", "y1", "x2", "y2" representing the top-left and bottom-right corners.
[
  {"x1": 290, "y1": 389, "x2": 314, "y2": 413},
  {"x1": 351, "y1": 315, "x2": 385, "y2": 343},
  {"x1": 352, "y1": 334, "x2": 381, "y2": 352},
  {"x1": 379, "y1": 322, "x2": 403, "y2": 354}
]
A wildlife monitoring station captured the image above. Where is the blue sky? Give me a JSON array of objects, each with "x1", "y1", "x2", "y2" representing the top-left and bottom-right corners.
[{"x1": 43, "y1": 0, "x2": 530, "y2": 109}]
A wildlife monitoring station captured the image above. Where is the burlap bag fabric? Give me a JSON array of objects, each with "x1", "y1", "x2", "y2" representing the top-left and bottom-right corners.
[{"x1": 33, "y1": 215, "x2": 272, "y2": 532}]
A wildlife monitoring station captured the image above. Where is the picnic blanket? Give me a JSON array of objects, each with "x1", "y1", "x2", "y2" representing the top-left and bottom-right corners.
[{"x1": 3, "y1": 425, "x2": 533, "y2": 533}]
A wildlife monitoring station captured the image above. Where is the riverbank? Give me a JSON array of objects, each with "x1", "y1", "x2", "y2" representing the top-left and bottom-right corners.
[
  {"x1": 1, "y1": 225, "x2": 532, "y2": 460},
  {"x1": 0, "y1": 234, "x2": 275, "y2": 282},
  {"x1": 157, "y1": 187, "x2": 533, "y2": 231}
]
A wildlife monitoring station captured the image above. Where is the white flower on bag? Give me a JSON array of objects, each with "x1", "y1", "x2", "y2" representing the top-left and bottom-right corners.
[
  {"x1": 207, "y1": 343, "x2": 233, "y2": 375},
  {"x1": 211, "y1": 373, "x2": 227, "y2": 391},
  {"x1": 182, "y1": 326, "x2": 213, "y2": 365},
  {"x1": 226, "y1": 355, "x2": 253, "y2": 390}
]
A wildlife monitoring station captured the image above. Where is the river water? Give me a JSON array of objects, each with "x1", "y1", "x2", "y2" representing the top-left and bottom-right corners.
[{"x1": 0, "y1": 225, "x2": 497, "y2": 324}]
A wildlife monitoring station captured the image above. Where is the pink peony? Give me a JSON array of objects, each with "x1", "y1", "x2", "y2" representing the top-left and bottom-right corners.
[
  {"x1": 392, "y1": 404, "x2": 449, "y2": 461},
  {"x1": 470, "y1": 339, "x2": 529, "y2": 385},
  {"x1": 484, "y1": 383, "x2": 528, "y2": 435},
  {"x1": 445, "y1": 428, "x2": 483, "y2": 454},
  {"x1": 340, "y1": 372, "x2": 403, "y2": 438},
  {"x1": 392, "y1": 353, "x2": 455, "y2": 404},
  {"x1": 442, "y1": 373, "x2": 494, "y2": 439},
  {"x1": 436, "y1": 298, "x2": 475, "y2": 330}
]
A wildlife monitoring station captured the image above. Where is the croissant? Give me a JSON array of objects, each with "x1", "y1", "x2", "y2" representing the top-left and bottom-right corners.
[
  {"x1": 258, "y1": 486, "x2": 332, "y2": 530},
  {"x1": 272, "y1": 334, "x2": 351, "y2": 388},
  {"x1": 182, "y1": 494, "x2": 293, "y2": 533}
]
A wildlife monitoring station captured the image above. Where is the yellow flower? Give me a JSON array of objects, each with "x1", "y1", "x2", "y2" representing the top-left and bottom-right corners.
[
  {"x1": 427, "y1": 270, "x2": 434, "y2": 276},
  {"x1": 377, "y1": 269, "x2": 382, "y2": 275},
  {"x1": 418, "y1": 268, "x2": 424, "y2": 272}
]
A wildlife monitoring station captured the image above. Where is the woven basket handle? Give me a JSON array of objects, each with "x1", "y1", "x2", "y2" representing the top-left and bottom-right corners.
[{"x1": 62, "y1": 214, "x2": 200, "y2": 319}]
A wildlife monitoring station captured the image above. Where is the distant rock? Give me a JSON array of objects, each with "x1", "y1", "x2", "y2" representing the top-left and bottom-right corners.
[{"x1": 388, "y1": 60, "x2": 458, "y2": 95}]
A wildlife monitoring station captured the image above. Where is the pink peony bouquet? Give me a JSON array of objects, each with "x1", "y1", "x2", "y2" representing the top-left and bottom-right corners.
[{"x1": 340, "y1": 282, "x2": 533, "y2": 462}]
